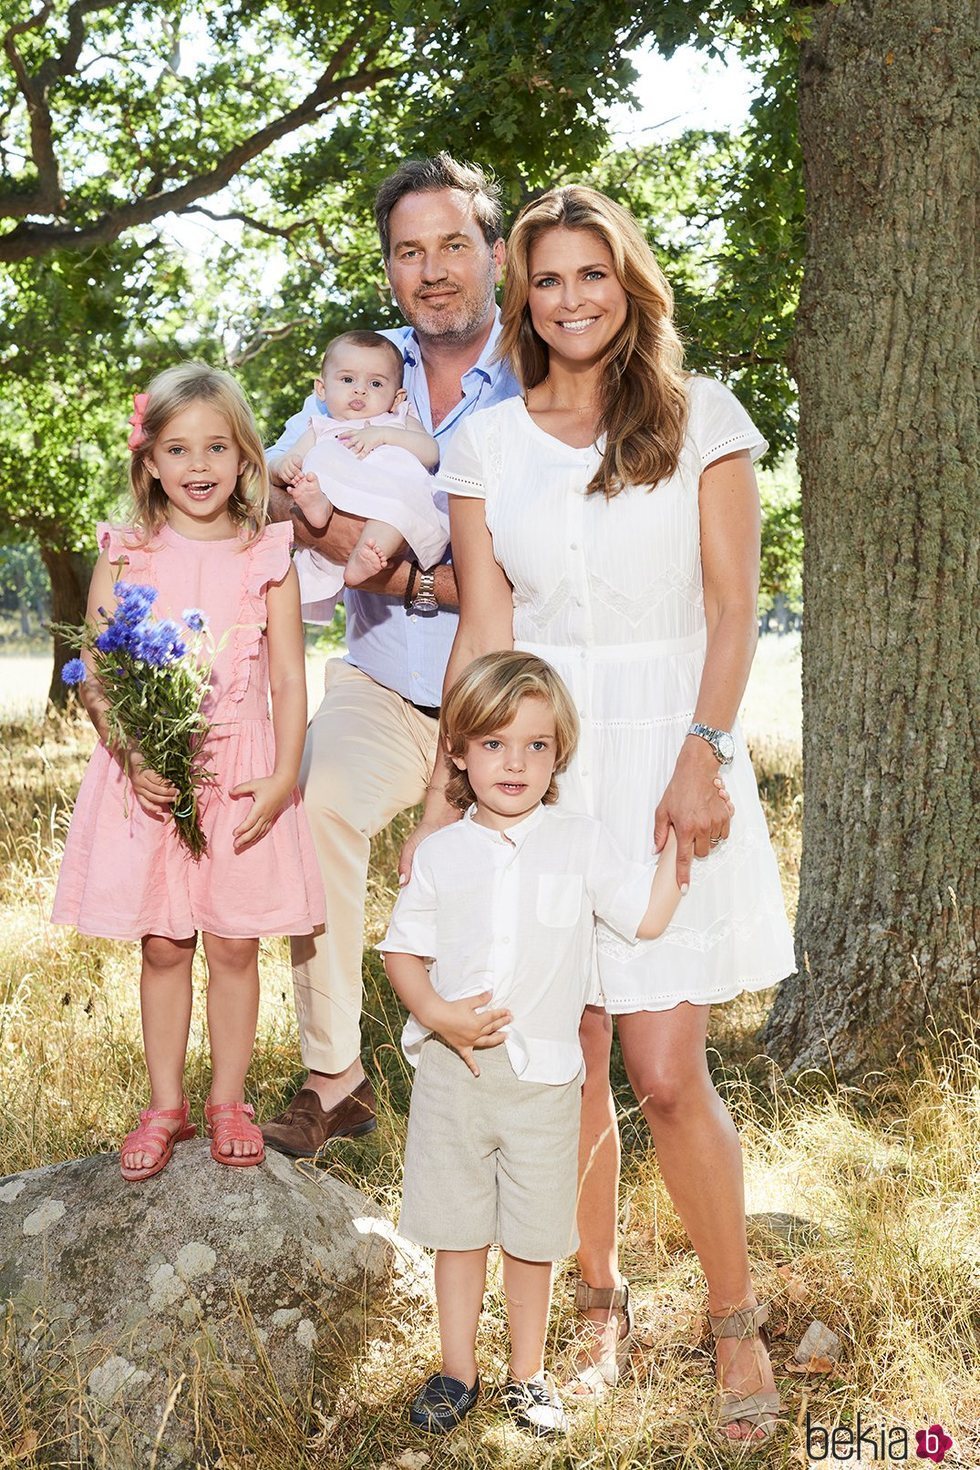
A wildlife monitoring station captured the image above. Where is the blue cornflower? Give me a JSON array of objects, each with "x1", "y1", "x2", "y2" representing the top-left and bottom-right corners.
[
  {"x1": 182, "y1": 608, "x2": 208, "y2": 633},
  {"x1": 61, "y1": 658, "x2": 87, "y2": 686},
  {"x1": 95, "y1": 619, "x2": 137, "y2": 654},
  {"x1": 113, "y1": 583, "x2": 158, "y2": 625},
  {"x1": 134, "y1": 619, "x2": 186, "y2": 666}
]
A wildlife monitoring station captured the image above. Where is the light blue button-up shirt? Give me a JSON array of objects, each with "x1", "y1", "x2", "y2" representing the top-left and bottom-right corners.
[{"x1": 267, "y1": 312, "x2": 519, "y2": 707}]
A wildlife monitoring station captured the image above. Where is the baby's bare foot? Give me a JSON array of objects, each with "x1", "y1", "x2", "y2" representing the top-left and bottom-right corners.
[
  {"x1": 345, "y1": 538, "x2": 388, "y2": 586},
  {"x1": 288, "y1": 473, "x2": 331, "y2": 529}
]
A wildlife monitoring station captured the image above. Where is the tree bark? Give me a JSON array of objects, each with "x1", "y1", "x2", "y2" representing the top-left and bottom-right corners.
[
  {"x1": 40, "y1": 546, "x2": 91, "y2": 709},
  {"x1": 764, "y1": 0, "x2": 978, "y2": 1078}
]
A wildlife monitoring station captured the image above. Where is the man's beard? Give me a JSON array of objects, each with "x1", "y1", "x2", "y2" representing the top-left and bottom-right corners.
[{"x1": 400, "y1": 271, "x2": 497, "y2": 346}]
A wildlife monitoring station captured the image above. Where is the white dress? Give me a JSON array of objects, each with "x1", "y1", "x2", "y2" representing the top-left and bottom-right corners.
[
  {"x1": 438, "y1": 377, "x2": 796, "y2": 1013},
  {"x1": 294, "y1": 401, "x2": 449, "y2": 623}
]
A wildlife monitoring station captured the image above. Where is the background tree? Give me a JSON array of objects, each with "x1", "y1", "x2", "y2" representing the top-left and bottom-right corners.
[{"x1": 762, "y1": 0, "x2": 978, "y2": 1077}]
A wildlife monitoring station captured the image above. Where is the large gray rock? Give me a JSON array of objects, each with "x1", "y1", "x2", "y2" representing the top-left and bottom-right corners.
[{"x1": 0, "y1": 1140, "x2": 416, "y2": 1466}]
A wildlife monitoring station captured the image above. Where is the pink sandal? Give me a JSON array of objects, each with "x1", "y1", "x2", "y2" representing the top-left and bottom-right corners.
[
  {"x1": 204, "y1": 1099, "x2": 265, "y2": 1167},
  {"x1": 120, "y1": 1097, "x2": 197, "y2": 1182}
]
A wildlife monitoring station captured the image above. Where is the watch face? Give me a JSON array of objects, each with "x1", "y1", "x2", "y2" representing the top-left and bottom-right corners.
[{"x1": 717, "y1": 731, "x2": 736, "y2": 763}]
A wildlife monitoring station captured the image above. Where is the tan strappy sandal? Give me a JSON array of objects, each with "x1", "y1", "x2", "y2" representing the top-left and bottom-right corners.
[
  {"x1": 568, "y1": 1279, "x2": 633, "y2": 1398},
  {"x1": 708, "y1": 1301, "x2": 782, "y2": 1442}
]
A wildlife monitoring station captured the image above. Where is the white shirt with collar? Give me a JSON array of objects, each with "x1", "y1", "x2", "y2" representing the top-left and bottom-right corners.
[
  {"x1": 378, "y1": 803, "x2": 656, "y2": 1085},
  {"x1": 266, "y1": 313, "x2": 519, "y2": 708}
]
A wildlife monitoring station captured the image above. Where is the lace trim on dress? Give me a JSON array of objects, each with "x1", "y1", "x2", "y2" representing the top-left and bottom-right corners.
[
  {"x1": 225, "y1": 522, "x2": 293, "y2": 707},
  {"x1": 701, "y1": 430, "x2": 760, "y2": 466},
  {"x1": 589, "y1": 566, "x2": 704, "y2": 626},
  {"x1": 442, "y1": 472, "x2": 484, "y2": 491}
]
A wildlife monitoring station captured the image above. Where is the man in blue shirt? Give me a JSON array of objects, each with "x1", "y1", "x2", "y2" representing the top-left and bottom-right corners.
[{"x1": 262, "y1": 154, "x2": 519, "y2": 1157}]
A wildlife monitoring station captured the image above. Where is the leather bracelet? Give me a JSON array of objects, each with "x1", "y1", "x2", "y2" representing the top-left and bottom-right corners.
[{"x1": 403, "y1": 559, "x2": 419, "y2": 610}]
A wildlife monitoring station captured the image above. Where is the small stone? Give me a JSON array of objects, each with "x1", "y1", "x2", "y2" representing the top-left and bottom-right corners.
[
  {"x1": 0, "y1": 1179, "x2": 26, "y2": 1203},
  {"x1": 794, "y1": 1319, "x2": 842, "y2": 1363},
  {"x1": 296, "y1": 1318, "x2": 316, "y2": 1350},
  {"x1": 23, "y1": 1199, "x2": 65, "y2": 1236},
  {"x1": 270, "y1": 1308, "x2": 301, "y2": 1329},
  {"x1": 175, "y1": 1241, "x2": 216, "y2": 1280},
  {"x1": 394, "y1": 1453, "x2": 431, "y2": 1470},
  {"x1": 88, "y1": 1355, "x2": 143, "y2": 1403}
]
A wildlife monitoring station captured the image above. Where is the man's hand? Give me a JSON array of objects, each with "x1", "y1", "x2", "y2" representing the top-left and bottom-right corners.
[
  {"x1": 434, "y1": 991, "x2": 512, "y2": 1077},
  {"x1": 339, "y1": 426, "x2": 388, "y2": 460}
]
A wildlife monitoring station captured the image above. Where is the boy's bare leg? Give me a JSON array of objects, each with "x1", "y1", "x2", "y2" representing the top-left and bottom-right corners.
[
  {"x1": 434, "y1": 1246, "x2": 489, "y2": 1387},
  {"x1": 344, "y1": 519, "x2": 407, "y2": 586},
  {"x1": 502, "y1": 1252, "x2": 554, "y2": 1380}
]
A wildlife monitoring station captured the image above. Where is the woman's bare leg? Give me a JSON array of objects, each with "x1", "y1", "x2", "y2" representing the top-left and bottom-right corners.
[
  {"x1": 617, "y1": 1003, "x2": 777, "y2": 1440},
  {"x1": 570, "y1": 1004, "x2": 627, "y2": 1386}
]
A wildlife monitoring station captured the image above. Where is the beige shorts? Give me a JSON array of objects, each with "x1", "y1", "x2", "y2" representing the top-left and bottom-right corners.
[{"x1": 399, "y1": 1040, "x2": 582, "y2": 1262}]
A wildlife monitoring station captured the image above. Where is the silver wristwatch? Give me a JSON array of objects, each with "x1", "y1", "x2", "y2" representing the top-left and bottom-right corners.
[
  {"x1": 412, "y1": 568, "x2": 438, "y2": 613},
  {"x1": 688, "y1": 722, "x2": 735, "y2": 765}
]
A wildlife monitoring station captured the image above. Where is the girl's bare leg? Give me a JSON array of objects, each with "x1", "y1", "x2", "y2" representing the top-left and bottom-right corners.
[
  {"x1": 344, "y1": 520, "x2": 407, "y2": 586},
  {"x1": 617, "y1": 1003, "x2": 778, "y2": 1441},
  {"x1": 434, "y1": 1247, "x2": 489, "y2": 1387},
  {"x1": 124, "y1": 933, "x2": 196, "y2": 1171},
  {"x1": 202, "y1": 932, "x2": 261, "y2": 1158}
]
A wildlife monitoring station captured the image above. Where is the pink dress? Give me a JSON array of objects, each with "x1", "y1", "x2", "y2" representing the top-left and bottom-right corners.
[
  {"x1": 294, "y1": 403, "x2": 449, "y2": 623},
  {"x1": 51, "y1": 520, "x2": 326, "y2": 941}
]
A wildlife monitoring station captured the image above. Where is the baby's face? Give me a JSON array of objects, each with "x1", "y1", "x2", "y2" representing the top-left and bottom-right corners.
[{"x1": 316, "y1": 345, "x2": 401, "y2": 420}]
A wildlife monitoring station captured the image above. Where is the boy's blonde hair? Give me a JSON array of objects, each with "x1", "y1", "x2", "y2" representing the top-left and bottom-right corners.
[
  {"x1": 128, "y1": 361, "x2": 269, "y2": 541},
  {"x1": 441, "y1": 651, "x2": 579, "y2": 812}
]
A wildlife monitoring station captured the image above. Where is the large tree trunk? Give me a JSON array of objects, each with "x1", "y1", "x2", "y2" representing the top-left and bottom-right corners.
[
  {"x1": 764, "y1": 0, "x2": 978, "y2": 1078},
  {"x1": 40, "y1": 546, "x2": 92, "y2": 709}
]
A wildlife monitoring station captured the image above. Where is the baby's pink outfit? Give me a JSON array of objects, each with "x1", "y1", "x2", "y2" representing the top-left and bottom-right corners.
[
  {"x1": 294, "y1": 403, "x2": 448, "y2": 623},
  {"x1": 51, "y1": 521, "x2": 326, "y2": 941}
]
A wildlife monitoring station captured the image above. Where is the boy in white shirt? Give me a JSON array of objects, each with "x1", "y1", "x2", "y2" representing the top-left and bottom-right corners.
[{"x1": 380, "y1": 651, "x2": 731, "y2": 1437}]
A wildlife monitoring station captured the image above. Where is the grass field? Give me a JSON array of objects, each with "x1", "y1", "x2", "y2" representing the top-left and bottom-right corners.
[{"x1": 2, "y1": 636, "x2": 979, "y2": 1469}]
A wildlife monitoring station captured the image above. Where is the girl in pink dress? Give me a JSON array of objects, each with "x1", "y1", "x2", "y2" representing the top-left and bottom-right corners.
[{"x1": 52, "y1": 362, "x2": 325, "y2": 1181}]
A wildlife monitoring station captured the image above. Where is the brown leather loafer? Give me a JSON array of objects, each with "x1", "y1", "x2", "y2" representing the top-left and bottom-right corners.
[{"x1": 261, "y1": 1078, "x2": 377, "y2": 1158}]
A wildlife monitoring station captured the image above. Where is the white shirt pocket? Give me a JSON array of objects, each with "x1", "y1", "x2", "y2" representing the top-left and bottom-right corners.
[{"x1": 536, "y1": 874, "x2": 584, "y2": 929}]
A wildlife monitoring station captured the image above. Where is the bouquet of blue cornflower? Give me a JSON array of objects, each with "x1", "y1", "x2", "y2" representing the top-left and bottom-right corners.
[{"x1": 59, "y1": 582, "x2": 215, "y2": 858}]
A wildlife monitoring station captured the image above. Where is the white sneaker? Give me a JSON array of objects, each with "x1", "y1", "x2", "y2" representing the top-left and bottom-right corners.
[{"x1": 503, "y1": 1371, "x2": 569, "y2": 1436}]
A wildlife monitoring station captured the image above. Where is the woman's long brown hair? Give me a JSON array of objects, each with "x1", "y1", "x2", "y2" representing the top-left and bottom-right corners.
[{"x1": 498, "y1": 186, "x2": 689, "y2": 498}]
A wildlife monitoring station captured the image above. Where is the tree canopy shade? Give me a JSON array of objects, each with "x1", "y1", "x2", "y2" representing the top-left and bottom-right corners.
[{"x1": 0, "y1": 0, "x2": 662, "y2": 262}]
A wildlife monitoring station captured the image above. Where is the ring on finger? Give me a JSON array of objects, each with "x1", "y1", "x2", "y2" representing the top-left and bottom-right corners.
[{"x1": 709, "y1": 837, "x2": 721, "y2": 848}]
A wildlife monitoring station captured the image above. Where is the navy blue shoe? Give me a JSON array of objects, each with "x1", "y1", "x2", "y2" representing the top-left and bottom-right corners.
[{"x1": 408, "y1": 1372, "x2": 480, "y2": 1434}]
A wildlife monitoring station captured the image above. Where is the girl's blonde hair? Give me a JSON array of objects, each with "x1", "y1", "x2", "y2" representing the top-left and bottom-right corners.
[
  {"x1": 498, "y1": 185, "x2": 689, "y2": 499},
  {"x1": 128, "y1": 362, "x2": 269, "y2": 540},
  {"x1": 441, "y1": 651, "x2": 579, "y2": 812}
]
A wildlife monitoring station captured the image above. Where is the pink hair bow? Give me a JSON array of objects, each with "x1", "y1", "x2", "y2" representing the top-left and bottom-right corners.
[{"x1": 127, "y1": 392, "x2": 149, "y2": 450}]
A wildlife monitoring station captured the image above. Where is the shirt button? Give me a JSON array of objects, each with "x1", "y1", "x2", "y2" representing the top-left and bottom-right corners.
[
  {"x1": 500, "y1": 936, "x2": 510, "y2": 945},
  {"x1": 570, "y1": 542, "x2": 579, "y2": 550},
  {"x1": 411, "y1": 671, "x2": 420, "y2": 678}
]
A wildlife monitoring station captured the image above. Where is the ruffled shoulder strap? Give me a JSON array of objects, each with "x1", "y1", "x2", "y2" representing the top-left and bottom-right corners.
[
  {"x1": 96, "y1": 522, "x2": 155, "y2": 581},
  {"x1": 225, "y1": 522, "x2": 294, "y2": 707},
  {"x1": 246, "y1": 521, "x2": 293, "y2": 593}
]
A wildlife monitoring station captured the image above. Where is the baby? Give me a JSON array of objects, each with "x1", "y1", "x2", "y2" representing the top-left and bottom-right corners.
[{"x1": 271, "y1": 330, "x2": 446, "y2": 604}]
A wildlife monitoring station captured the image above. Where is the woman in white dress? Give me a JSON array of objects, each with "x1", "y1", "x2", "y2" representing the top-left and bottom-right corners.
[{"x1": 405, "y1": 186, "x2": 795, "y2": 1441}]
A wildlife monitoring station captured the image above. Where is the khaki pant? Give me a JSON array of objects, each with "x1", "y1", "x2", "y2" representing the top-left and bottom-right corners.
[{"x1": 290, "y1": 659, "x2": 439, "y2": 1073}]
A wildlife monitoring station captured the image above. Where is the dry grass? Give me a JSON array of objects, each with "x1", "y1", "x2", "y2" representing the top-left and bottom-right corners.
[{"x1": 1, "y1": 710, "x2": 978, "y2": 1469}]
